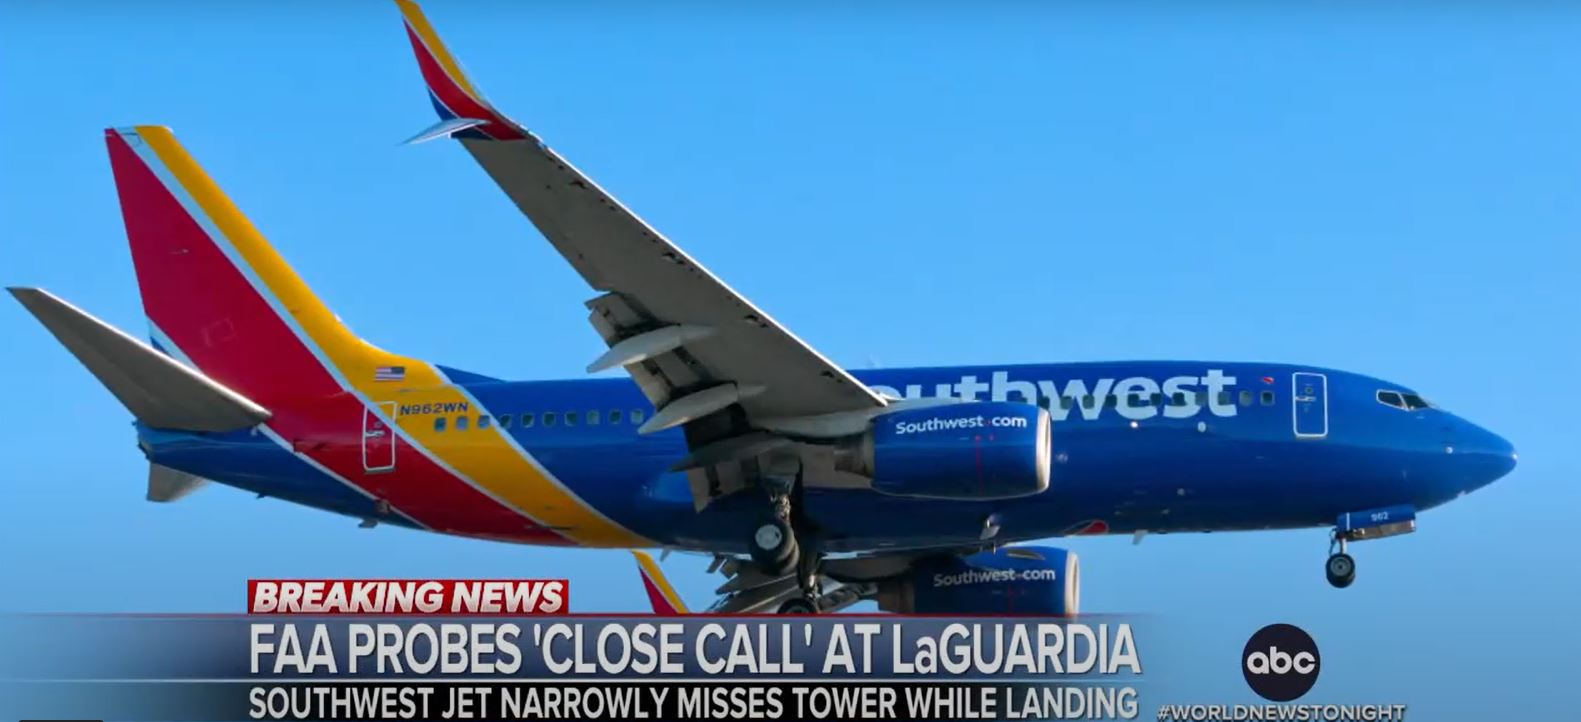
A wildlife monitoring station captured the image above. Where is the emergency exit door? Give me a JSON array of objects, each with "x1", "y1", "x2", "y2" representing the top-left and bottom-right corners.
[
  {"x1": 1292, "y1": 372, "x2": 1328, "y2": 439},
  {"x1": 362, "y1": 402, "x2": 397, "y2": 472}
]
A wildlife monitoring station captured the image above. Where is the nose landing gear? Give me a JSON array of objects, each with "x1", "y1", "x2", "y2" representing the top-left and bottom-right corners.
[
  {"x1": 1325, "y1": 532, "x2": 1356, "y2": 588},
  {"x1": 1324, "y1": 504, "x2": 1417, "y2": 589}
]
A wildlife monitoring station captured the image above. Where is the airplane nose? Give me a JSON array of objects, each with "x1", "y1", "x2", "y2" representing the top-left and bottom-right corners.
[{"x1": 1455, "y1": 420, "x2": 1517, "y2": 488}]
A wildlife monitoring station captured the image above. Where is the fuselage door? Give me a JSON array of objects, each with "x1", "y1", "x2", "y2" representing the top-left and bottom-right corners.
[
  {"x1": 1292, "y1": 372, "x2": 1328, "y2": 439},
  {"x1": 362, "y1": 402, "x2": 398, "y2": 473}
]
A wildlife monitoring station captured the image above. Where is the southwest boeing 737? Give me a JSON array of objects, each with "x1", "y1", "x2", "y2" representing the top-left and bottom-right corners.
[{"x1": 8, "y1": 1, "x2": 1516, "y2": 614}]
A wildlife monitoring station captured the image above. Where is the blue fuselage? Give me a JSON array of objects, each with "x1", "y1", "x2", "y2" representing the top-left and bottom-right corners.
[{"x1": 142, "y1": 361, "x2": 1516, "y2": 553}]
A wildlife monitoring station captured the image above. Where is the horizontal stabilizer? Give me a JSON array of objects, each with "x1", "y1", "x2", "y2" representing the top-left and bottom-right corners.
[
  {"x1": 147, "y1": 463, "x2": 208, "y2": 502},
  {"x1": 9, "y1": 287, "x2": 271, "y2": 432}
]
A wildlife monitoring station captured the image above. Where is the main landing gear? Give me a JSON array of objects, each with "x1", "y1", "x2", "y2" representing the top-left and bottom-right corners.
[
  {"x1": 1326, "y1": 531, "x2": 1356, "y2": 589},
  {"x1": 747, "y1": 456, "x2": 823, "y2": 612}
]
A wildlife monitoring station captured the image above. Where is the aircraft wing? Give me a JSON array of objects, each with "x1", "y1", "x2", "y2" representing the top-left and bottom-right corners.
[{"x1": 394, "y1": 1, "x2": 887, "y2": 439}]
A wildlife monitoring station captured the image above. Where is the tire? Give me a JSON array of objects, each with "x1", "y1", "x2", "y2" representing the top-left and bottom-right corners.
[
  {"x1": 777, "y1": 598, "x2": 818, "y2": 615},
  {"x1": 750, "y1": 518, "x2": 798, "y2": 576},
  {"x1": 768, "y1": 544, "x2": 800, "y2": 577},
  {"x1": 1325, "y1": 553, "x2": 1356, "y2": 588}
]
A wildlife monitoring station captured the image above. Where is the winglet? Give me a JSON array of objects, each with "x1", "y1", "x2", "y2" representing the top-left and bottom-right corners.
[
  {"x1": 148, "y1": 463, "x2": 208, "y2": 502},
  {"x1": 393, "y1": 0, "x2": 526, "y2": 141},
  {"x1": 402, "y1": 117, "x2": 491, "y2": 146},
  {"x1": 632, "y1": 551, "x2": 689, "y2": 614}
]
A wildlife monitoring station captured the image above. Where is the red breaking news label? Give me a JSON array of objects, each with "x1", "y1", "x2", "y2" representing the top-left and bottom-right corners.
[{"x1": 247, "y1": 579, "x2": 568, "y2": 615}]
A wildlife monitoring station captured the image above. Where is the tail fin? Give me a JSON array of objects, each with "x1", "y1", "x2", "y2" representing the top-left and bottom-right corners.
[
  {"x1": 393, "y1": 0, "x2": 527, "y2": 142},
  {"x1": 632, "y1": 552, "x2": 689, "y2": 614},
  {"x1": 104, "y1": 126, "x2": 412, "y2": 407},
  {"x1": 102, "y1": 127, "x2": 653, "y2": 545},
  {"x1": 8, "y1": 287, "x2": 269, "y2": 432}
]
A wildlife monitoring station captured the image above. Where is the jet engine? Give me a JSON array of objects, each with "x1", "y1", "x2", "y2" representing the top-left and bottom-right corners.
[
  {"x1": 835, "y1": 402, "x2": 1051, "y2": 500},
  {"x1": 874, "y1": 546, "x2": 1080, "y2": 616}
]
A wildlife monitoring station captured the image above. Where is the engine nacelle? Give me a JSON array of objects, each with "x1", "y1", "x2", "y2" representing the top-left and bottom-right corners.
[
  {"x1": 836, "y1": 402, "x2": 1051, "y2": 500},
  {"x1": 875, "y1": 546, "x2": 1080, "y2": 616}
]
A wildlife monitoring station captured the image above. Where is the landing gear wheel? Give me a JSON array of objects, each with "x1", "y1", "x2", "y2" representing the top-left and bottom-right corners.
[
  {"x1": 777, "y1": 598, "x2": 818, "y2": 615},
  {"x1": 1325, "y1": 553, "x2": 1356, "y2": 588},
  {"x1": 750, "y1": 517, "x2": 798, "y2": 576}
]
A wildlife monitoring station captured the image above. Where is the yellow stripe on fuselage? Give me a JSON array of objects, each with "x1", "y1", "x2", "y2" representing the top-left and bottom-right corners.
[
  {"x1": 386, "y1": 385, "x2": 649, "y2": 547},
  {"x1": 136, "y1": 126, "x2": 647, "y2": 548}
]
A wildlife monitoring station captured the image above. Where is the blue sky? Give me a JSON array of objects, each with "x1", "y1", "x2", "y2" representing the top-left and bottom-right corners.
[{"x1": 2, "y1": 1, "x2": 1576, "y2": 717}]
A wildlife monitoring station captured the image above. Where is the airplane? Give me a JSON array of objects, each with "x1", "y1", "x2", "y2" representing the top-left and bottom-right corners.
[{"x1": 8, "y1": 0, "x2": 1516, "y2": 615}]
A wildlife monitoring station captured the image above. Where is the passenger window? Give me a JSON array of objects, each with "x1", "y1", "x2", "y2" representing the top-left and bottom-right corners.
[
  {"x1": 1149, "y1": 393, "x2": 1162, "y2": 405},
  {"x1": 455, "y1": 415, "x2": 469, "y2": 431},
  {"x1": 1217, "y1": 391, "x2": 1231, "y2": 406},
  {"x1": 521, "y1": 413, "x2": 536, "y2": 428},
  {"x1": 564, "y1": 411, "x2": 577, "y2": 427},
  {"x1": 1239, "y1": 390, "x2": 1253, "y2": 407},
  {"x1": 1260, "y1": 390, "x2": 1275, "y2": 406},
  {"x1": 1060, "y1": 396, "x2": 1074, "y2": 411},
  {"x1": 478, "y1": 415, "x2": 491, "y2": 430},
  {"x1": 499, "y1": 414, "x2": 513, "y2": 429},
  {"x1": 631, "y1": 409, "x2": 646, "y2": 424},
  {"x1": 1197, "y1": 391, "x2": 1209, "y2": 406},
  {"x1": 433, "y1": 416, "x2": 446, "y2": 432},
  {"x1": 543, "y1": 412, "x2": 557, "y2": 427},
  {"x1": 587, "y1": 410, "x2": 600, "y2": 425},
  {"x1": 1170, "y1": 392, "x2": 1186, "y2": 406},
  {"x1": 1081, "y1": 395, "x2": 1095, "y2": 409},
  {"x1": 610, "y1": 409, "x2": 623, "y2": 424},
  {"x1": 1377, "y1": 391, "x2": 1406, "y2": 409}
]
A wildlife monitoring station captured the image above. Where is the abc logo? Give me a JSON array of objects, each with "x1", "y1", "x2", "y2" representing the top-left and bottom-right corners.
[{"x1": 1241, "y1": 623, "x2": 1320, "y2": 702}]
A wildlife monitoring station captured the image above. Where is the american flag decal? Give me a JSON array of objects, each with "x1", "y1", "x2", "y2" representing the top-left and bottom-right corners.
[{"x1": 374, "y1": 365, "x2": 406, "y2": 382}]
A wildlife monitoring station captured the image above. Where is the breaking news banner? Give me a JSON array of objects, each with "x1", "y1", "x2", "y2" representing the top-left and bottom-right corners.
[
  {"x1": 1, "y1": 579, "x2": 1413, "y2": 721},
  {"x1": 0, "y1": 579, "x2": 1160, "y2": 722}
]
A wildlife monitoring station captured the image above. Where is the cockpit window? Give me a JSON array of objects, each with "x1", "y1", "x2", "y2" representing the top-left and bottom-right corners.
[
  {"x1": 1401, "y1": 393, "x2": 1432, "y2": 410},
  {"x1": 1377, "y1": 390, "x2": 1406, "y2": 409}
]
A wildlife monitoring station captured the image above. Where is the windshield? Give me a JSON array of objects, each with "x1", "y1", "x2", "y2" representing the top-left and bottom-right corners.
[{"x1": 1378, "y1": 390, "x2": 1434, "y2": 411}]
